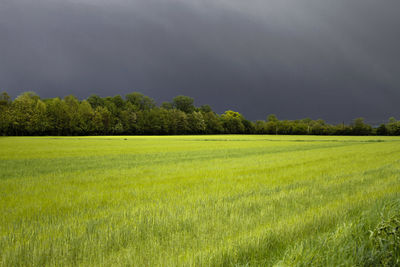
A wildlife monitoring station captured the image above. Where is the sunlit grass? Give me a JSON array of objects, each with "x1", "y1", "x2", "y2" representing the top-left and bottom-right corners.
[{"x1": 1, "y1": 135, "x2": 400, "y2": 266}]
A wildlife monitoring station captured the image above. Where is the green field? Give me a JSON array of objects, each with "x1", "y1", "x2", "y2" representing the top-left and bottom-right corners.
[{"x1": 1, "y1": 135, "x2": 400, "y2": 266}]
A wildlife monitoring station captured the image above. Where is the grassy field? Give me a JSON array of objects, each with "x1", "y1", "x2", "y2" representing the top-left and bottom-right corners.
[{"x1": 1, "y1": 135, "x2": 400, "y2": 266}]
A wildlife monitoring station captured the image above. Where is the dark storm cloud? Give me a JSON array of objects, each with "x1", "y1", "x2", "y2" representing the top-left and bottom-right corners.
[{"x1": 1, "y1": 0, "x2": 399, "y2": 123}]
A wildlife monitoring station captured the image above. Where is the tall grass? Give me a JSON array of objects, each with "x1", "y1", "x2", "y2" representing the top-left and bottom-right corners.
[{"x1": 0, "y1": 135, "x2": 400, "y2": 266}]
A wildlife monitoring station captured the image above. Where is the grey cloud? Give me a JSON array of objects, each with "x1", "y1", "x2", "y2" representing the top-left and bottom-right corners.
[{"x1": 0, "y1": 0, "x2": 399, "y2": 123}]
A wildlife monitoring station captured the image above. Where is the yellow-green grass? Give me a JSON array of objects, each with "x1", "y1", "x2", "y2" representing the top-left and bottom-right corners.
[{"x1": 1, "y1": 135, "x2": 400, "y2": 266}]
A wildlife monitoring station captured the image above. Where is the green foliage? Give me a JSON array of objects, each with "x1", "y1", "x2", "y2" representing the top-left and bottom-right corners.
[
  {"x1": 267, "y1": 114, "x2": 278, "y2": 122},
  {"x1": 173, "y1": 95, "x2": 195, "y2": 113},
  {"x1": 187, "y1": 111, "x2": 206, "y2": 134},
  {"x1": 0, "y1": 91, "x2": 399, "y2": 136},
  {"x1": 203, "y1": 111, "x2": 224, "y2": 134},
  {"x1": 221, "y1": 110, "x2": 245, "y2": 133},
  {"x1": 369, "y1": 205, "x2": 400, "y2": 266},
  {"x1": 112, "y1": 95, "x2": 124, "y2": 109},
  {"x1": 0, "y1": 92, "x2": 11, "y2": 107},
  {"x1": 10, "y1": 92, "x2": 47, "y2": 135},
  {"x1": 377, "y1": 124, "x2": 388, "y2": 136},
  {"x1": 87, "y1": 94, "x2": 105, "y2": 109},
  {"x1": 0, "y1": 92, "x2": 12, "y2": 135},
  {"x1": 352, "y1": 117, "x2": 373, "y2": 135},
  {"x1": 199, "y1": 104, "x2": 213, "y2": 113},
  {"x1": 125, "y1": 92, "x2": 155, "y2": 111},
  {"x1": 387, "y1": 118, "x2": 400, "y2": 136},
  {"x1": 161, "y1": 101, "x2": 173, "y2": 110}
]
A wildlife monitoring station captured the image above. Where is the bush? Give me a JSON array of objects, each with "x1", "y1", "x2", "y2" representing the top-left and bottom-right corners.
[{"x1": 369, "y1": 210, "x2": 400, "y2": 266}]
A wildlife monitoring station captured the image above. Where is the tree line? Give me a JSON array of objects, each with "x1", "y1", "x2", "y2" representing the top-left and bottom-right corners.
[{"x1": 0, "y1": 91, "x2": 399, "y2": 136}]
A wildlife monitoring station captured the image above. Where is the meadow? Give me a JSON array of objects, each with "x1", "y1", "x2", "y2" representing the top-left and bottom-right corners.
[{"x1": 0, "y1": 135, "x2": 400, "y2": 266}]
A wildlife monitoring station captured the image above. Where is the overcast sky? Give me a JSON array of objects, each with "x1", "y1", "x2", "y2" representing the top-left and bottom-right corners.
[{"x1": 1, "y1": 0, "x2": 399, "y2": 123}]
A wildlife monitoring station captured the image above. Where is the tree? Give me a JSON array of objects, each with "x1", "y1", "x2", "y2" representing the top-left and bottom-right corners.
[
  {"x1": 161, "y1": 102, "x2": 173, "y2": 110},
  {"x1": 267, "y1": 114, "x2": 278, "y2": 122},
  {"x1": 0, "y1": 92, "x2": 11, "y2": 107},
  {"x1": 92, "y1": 106, "x2": 112, "y2": 134},
  {"x1": 135, "y1": 109, "x2": 164, "y2": 134},
  {"x1": 175, "y1": 111, "x2": 189, "y2": 134},
  {"x1": 221, "y1": 110, "x2": 245, "y2": 134},
  {"x1": 264, "y1": 114, "x2": 279, "y2": 134},
  {"x1": 277, "y1": 120, "x2": 292, "y2": 135},
  {"x1": 64, "y1": 95, "x2": 81, "y2": 134},
  {"x1": 301, "y1": 118, "x2": 312, "y2": 134},
  {"x1": 126, "y1": 92, "x2": 155, "y2": 111},
  {"x1": 352, "y1": 118, "x2": 372, "y2": 135},
  {"x1": 376, "y1": 124, "x2": 388, "y2": 136},
  {"x1": 173, "y1": 95, "x2": 195, "y2": 113},
  {"x1": 112, "y1": 95, "x2": 124, "y2": 109},
  {"x1": 255, "y1": 120, "x2": 266, "y2": 134},
  {"x1": 242, "y1": 119, "x2": 255, "y2": 134},
  {"x1": 199, "y1": 104, "x2": 212, "y2": 113},
  {"x1": 0, "y1": 92, "x2": 12, "y2": 135},
  {"x1": 120, "y1": 102, "x2": 137, "y2": 134},
  {"x1": 203, "y1": 111, "x2": 224, "y2": 134},
  {"x1": 292, "y1": 122, "x2": 308, "y2": 135},
  {"x1": 10, "y1": 92, "x2": 47, "y2": 135},
  {"x1": 45, "y1": 98, "x2": 70, "y2": 135},
  {"x1": 77, "y1": 100, "x2": 94, "y2": 134},
  {"x1": 387, "y1": 117, "x2": 400, "y2": 135},
  {"x1": 187, "y1": 111, "x2": 206, "y2": 134},
  {"x1": 0, "y1": 90, "x2": 390, "y2": 136},
  {"x1": 87, "y1": 94, "x2": 104, "y2": 109}
]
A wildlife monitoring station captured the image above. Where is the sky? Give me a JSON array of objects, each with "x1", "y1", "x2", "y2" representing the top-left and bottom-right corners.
[{"x1": 0, "y1": 0, "x2": 399, "y2": 123}]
